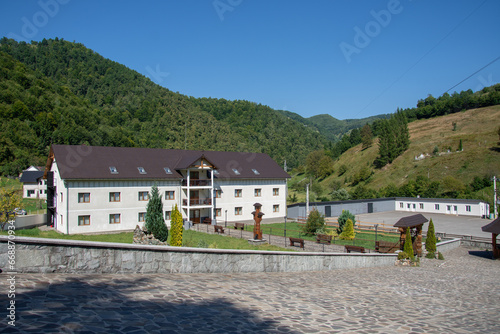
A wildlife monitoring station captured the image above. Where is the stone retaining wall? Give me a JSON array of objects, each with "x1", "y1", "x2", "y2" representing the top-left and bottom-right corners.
[
  {"x1": 435, "y1": 238, "x2": 461, "y2": 253},
  {"x1": 0, "y1": 236, "x2": 397, "y2": 274}
]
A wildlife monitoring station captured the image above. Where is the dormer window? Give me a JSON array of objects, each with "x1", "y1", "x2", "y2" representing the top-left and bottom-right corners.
[
  {"x1": 252, "y1": 168, "x2": 260, "y2": 175},
  {"x1": 232, "y1": 168, "x2": 240, "y2": 175},
  {"x1": 138, "y1": 167, "x2": 147, "y2": 174},
  {"x1": 164, "y1": 167, "x2": 172, "y2": 174},
  {"x1": 109, "y1": 166, "x2": 118, "y2": 174}
]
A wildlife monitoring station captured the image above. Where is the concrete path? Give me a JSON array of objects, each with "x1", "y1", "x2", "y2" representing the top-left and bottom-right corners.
[
  {"x1": 1, "y1": 246, "x2": 499, "y2": 333},
  {"x1": 355, "y1": 211, "x2": 493, "y2": 238}
]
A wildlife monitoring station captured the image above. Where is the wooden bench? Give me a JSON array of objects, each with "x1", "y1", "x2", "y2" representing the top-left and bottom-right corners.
[
  {"x1": 203, "y1": 217, "x2": 212, "y2": 224},
  {"x1": 345, "y1": 245, "x2": 366, "y2": 253},
  {"x1": 316, "y1": 234, "x2": 332, "y2": 244},
  {"x1": 234, "y1": 223, "x2": 245, "y2": 230},
  {"x1": 214, "y1": 225, "x2": 224, "y2": 234},
  {"x1": 289, "y1": 237, "x2": 304, "y2": 249},
  {"x1": 375, "y1": 241, "x2": 399, "y2": 253}
]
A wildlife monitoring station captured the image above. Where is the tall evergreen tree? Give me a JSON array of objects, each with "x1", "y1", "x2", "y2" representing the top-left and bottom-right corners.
[
  {"x1": 145, "y1": 184, "x2": 169, "y2": 242},
  {"x1": 425, "y1": 219, "x2": 437, "y2": 254},
  {"x1": 169, "y1": 204, "x2": 183, "y2": 247},
  {"x1": 403, "y1": 228, "x2": 414, "y2": 260}
]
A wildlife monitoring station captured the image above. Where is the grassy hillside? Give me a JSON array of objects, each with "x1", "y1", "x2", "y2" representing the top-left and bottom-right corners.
[{"x1": 289, "y1": 105, "x2": 500, "y2": 206}]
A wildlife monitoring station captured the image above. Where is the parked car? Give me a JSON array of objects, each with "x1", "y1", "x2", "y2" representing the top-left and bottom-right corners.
[{"x1": 14, "y1": 208, "x2": 27, "y2": 215}]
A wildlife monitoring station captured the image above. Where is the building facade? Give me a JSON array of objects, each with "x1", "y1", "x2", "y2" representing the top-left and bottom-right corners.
[
  {"x1": 288, "y1": 197, "x2": 490, "y2": 219},
  {"x1": 44, "y1": 145, "x2": 289, "y2": 234},
  {"x1": 20, "y1": 166, "x2": 47, "y2": 199}
]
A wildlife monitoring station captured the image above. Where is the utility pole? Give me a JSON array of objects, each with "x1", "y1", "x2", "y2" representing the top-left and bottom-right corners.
[
  {"x1": 494, "y1": 176, "x2": 498, "y2": 219},
  {"x1": 306, "y1": 183, "x2": 310, "y2": 217},
  {"x1": 284, "y1": 160, "x2": 288, "y2": 238}
]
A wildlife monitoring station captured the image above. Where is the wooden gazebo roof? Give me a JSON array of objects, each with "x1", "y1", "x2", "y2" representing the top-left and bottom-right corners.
[
  {"x1": 481, "y1": 217, "x2": 500, "y2": 234},
  {"x1": 394, "y1": 214, "x2": 428, "y2": 228}
]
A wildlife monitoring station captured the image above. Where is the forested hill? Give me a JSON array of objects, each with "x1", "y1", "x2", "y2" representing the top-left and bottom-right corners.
[
  {"x1": 0, "y1": 37, "x2": 328, "y2": 175},
  {"x1": 276, "y1": 109, "x2": 390, "y2": 142}
]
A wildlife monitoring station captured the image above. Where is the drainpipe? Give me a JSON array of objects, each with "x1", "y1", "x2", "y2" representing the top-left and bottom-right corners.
[{"x1": 65, "y1": 181, "x2": 69, "y2": 235}]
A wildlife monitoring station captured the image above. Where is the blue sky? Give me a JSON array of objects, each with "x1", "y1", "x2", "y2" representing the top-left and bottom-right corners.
[{"x1": 1, "y1": 0, "x2": 499, "y2": 120}]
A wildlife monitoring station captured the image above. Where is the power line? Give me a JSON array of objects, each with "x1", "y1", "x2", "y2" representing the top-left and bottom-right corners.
[
  {"x1": 356, "y1": 0, "x2": 488, "y2": 117},
  {"x1": 444, "y1": 55, "x2": 500, "y2": 94}
]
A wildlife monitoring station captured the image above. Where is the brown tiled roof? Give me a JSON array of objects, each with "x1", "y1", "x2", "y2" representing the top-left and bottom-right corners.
[
  {"x1": 47, "y1": 145, "x2": 290, "y2": 180},
  {"x1": 482, "y1": 217, "x2": 500, "y2": 234},
  {"x1": 394, "y1": 214, "x2": 428, "y2": 228}
]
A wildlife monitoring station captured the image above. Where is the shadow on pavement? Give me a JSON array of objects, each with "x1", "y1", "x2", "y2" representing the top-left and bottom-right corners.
[
  {"x1": 7, "y1": 275, "x2": 298, "y2": 334},
  {"x1": 468, "y1": 250, "x2": 495, "y2": 260}
]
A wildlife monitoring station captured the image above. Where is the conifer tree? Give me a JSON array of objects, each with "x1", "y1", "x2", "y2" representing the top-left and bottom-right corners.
[
  {"x1": 145, "y1": 184, "x2": 169, "y2": 242},
  {"x1": 339, "y1": 218, "x2": 355, "y2": 240},
  {"x1": 425, "y1": 219, "x2": 437, "y2": 254},
  {"x1": 169, "y1": 204, "x2": 183, "y2": 247},
  {"x1": 337, "y1": 210, "x2": 356, "y2": 234},
  {"x1": 403, "y1": 228, "x2": 414, "y2": 260}
]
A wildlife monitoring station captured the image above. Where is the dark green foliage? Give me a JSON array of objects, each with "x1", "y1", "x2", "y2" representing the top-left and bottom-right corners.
[
  {"x1": 374, "y1": 110, "x2": 410, "y2": 168},
  {"x1": 425, "y1": 252, "x2": 436, "y2": 259},
  {"x1": 0, "y1": 38, "x2": 327, "y2": 175},
  {"x1": 361, "y1": 124, "x2": 373, "y2": 149},
  {"x1": 470, "y1": 176, "x2": 492, "y2": 192},
  {"x1": 337, "y1": 210, "x2": 356, "y2": 234},
  {"x1": 305, "y1": 150, "x2": 334, "y2": 179},
  {"x1": 438, "y1": 252, "x2": 445, "y2": 260},
  {"x1": 425, "y1": 219, "x2": 437, "y2": 253},
  {"x1": 302, "y1": 208, "x2": 325, "y2": 236},
  {"x1": 403, "y1": 228, "x2": 414, "y2": 260},
  {"x1": 398, "y1": 251, "x2": 409, "y2": 260},
  {"x1": 145, "y1": 185, "x2": 168, "y2": 242}
]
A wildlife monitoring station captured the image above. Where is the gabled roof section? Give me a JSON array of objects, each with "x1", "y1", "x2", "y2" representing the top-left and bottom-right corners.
[
  {"x1": 46, "y1": 145, "x2": 290, "y2": 180},
  {"x1": 20, "y1": 170, "x2": 44, "y2": 183},
  {"x1": 394, "y1": 214, "x2": 429, "y2": 228},
  {"x1": 482, "y1": 217, "x2": 500, "y2": 234}
]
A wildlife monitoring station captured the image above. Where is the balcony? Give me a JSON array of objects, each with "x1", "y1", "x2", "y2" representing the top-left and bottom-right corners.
[
  {"x1": 182, "y1": 179, "x2": 212, "y2": 187},
  {"x1": 183, "y1": 198, "x2": 212, "y2": 206}
]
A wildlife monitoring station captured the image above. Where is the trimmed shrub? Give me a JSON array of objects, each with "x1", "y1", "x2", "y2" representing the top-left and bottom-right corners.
[
  {"x1": 438, "y1": 252, "x2": 445, "y2": 260},
  {"x1": 425, "y1": 252, "x2": 436, "y2": 259},
  {"x1": 339, "y1": 219, "x2": 355, "y2": 240},
  {"x1": 337, "y1": 210, "x2": 356, "y2": 234},
  {"x1": 425, "y1": 218, "x2": 437, "y2": 254},
  {"x1": 398, "y1": 251, "x2": 409, "y2": 260},
  {"x1": 145, "y1": 184, "x2": 169, "y2": 242},
  {"x1": 302, "y1": 208, "x2": 325, "y2": 236},
  {"x1": 403, "y1": 228, "x2": 414, "y2": 260},
  {"x1": 169, "y1": 204, "x2": 183, "y2": 247}
]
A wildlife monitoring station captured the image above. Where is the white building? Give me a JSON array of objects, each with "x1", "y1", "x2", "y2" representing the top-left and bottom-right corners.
[
  {"x1": 44, "y1": 145, "x2": 289, "y2": 234},
  {"x1": 288, "y1": 197, "x2": 490, "y2": 219},
  {"x1": 20, "y1": 166, "x2": 47, "y2": 199}
]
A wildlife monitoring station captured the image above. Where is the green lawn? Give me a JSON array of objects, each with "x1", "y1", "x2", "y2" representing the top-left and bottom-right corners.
[
  {"x1": 0, "y1": 227, "x2": 292, "y2": 251},
  {"x1": 245, "y1": 221, "x2": 405, "y2": 250}
]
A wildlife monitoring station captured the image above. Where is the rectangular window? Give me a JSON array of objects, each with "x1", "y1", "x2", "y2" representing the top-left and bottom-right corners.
[
  {"x1": 235, "y1": 189, "x2": 242, "y2": 198},
  {"x1": 215, "y1": 208, "x2": 221, "y2": 217},
  {"x1": 165, "y1": 191, "x2": 175, "y2": 200},
  {"x1": 138, "y1": 212, "x2": 146, "y2": 222},
  {"x1": 138, "y1": 191, "x2": 149, "y2": 201},
  {"x1": 435, "y1": 204, "x2": 440, "y2": 210},
  {"x1": 407, "y1": 203, "x2": 411, "y2": 209},
  {"x1": 109, "y1": 214, "x2": 121, "y2": 224},
  {"x1": 273, "y1": 204, "x2": 279, "y2": 212},
  {"x1": 466, "y1": 205, "x2": 471, "y2": 212},
  {"x1": 454, "y1": 205, "x2": 458, "y2": 211},
  {"x1": 39, "y1": 190, "x2": 43, "y2": 194},
  {"x1": 78, "y1": 193, "x2": 90, "y2": 203},
  {"x1": 27, "y1": 190, "x2": 35, "y2": 197},
  {"x1": 60, "y1": 192, "x2": 63, "y2": 202},
  {"x1": 235, "y1": 207, "x2": 242, "y2": 215},
  {"x1": 400, "y1": 202, "x2": 404, "y2": 208},
  {"x1": 165, "y1": 211, "x2": 171, "y2": 220},
  {"x1": 215, "y1": 190, "x2": 222, "y2": 198},
  {"x1": 447, "y1": 205, "x2": 452, "y2": 211},
  {"x1": 78, "y1": 215, "x2": 90, "y2": 226},
  {"x1": 254, "y1": 188, "x2": 261, "y2": 197},
  {"x1": 273, "y1": 188, "x2": 279, "y2": 196},
  {"x1": 109, "y1": 192, "x2": 121, "y2": 202},
  {"x1": 419, "y1": 203, "x2": 424, "y2": 209}
]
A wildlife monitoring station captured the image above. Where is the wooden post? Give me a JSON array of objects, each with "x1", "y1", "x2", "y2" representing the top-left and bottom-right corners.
[
  {"x1": 493, "y1": 233, "x2": 499, "y2": 259},
  {"x1": 416, "y1": 225, "x2": 423, "y2": 257}
]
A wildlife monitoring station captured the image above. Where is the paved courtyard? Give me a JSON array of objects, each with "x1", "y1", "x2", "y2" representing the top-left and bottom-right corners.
[{"x1": 1, "y1": 246, "x2": 499, "y2": 333}]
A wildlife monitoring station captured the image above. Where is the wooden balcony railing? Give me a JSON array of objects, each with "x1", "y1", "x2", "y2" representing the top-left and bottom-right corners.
[
  {"x1": 182, "y1": 179, "x2": 212, "y2": 187},
  {"x1": 182, "y1": 198, "x2": 212, "y2": 206}
]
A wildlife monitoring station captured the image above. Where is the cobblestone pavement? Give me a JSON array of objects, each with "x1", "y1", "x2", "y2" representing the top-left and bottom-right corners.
[{"x1": 1, "y1": 246, "x2": 499, "y2": 333}]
